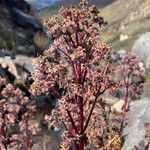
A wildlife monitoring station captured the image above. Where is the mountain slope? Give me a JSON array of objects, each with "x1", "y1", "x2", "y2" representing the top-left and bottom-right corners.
[
  {"x1": 36, "y1": 0, "x2": 116, "y2": 19},
  {"x1": 37, "y1": 0, "x2": 150, "y2": 51}
]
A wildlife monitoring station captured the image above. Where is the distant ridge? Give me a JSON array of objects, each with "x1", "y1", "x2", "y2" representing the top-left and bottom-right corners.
[
  {"x1": 26, "y1": 0, "x2": 62, "y2": 11},
  {"x1": 36, "y1": 0, "x2": 116, "y2": 19},
  {"x1": 36, "y1": 0, "x2": 150, "y2": 51}
]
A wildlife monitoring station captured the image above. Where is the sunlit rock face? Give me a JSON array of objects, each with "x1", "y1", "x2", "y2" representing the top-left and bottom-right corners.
[
  {"x1": 132, "y1": 32, "x2": 150, "y2": 70},
  {"x1": 122, "y1": 98, "x2": 150, "y2": 150}
]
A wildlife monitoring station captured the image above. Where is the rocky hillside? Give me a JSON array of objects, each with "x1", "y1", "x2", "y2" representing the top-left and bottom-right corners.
[
  {"x1": 37, "y1": 0, "x2": 150, "y2": 51},
  {"x1": 0, "y1": 0, "x2": 48, "y2": 56},
  {"x1": 101, "y1": 0, "x2": 150, "y2": 51}
]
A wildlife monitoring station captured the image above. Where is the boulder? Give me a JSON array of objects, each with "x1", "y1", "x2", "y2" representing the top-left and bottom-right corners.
[
  {"x1": 0, "y1": 64, "x2": 16, "y2": 83},
  {"x1": 111, "y1": 50, "x2": 126, "y2": 61},
  {"x1": 142, "y1": 82, "x2": 150, "y2": 99},
  {"x1": 122, "y1": 98, "x2": 150, "y2": 150},
  {"x1": 117, "y1": 49, "x2": 126, "y2": 58},
  {"x1": 132, "y1": 32, "x2": 150, "y2": 70},
  {"x1": 11, "y1": 8, "x2": 42, "y2": 30},
  {"x1": 0, "y1": 55, "x2": 34, "y2": 81},
  {"x1": 0, "y1": 49, "x2": 14, "y2": 57},
  {"x1": 17, "y1": 32, "x2": 27, "y2": 39},
  {"x1": 132, "y1": 75, "x2": 145, "y2": 84},
  {"x1": 15, "y1": 55, "x2": 34, "y2": 73},
  {"x1": 0, "y1": 0, "x2": 45, "y2": 56},
  {"x1": 111, "y1": 99, "x2": 125, "y2": 114},
  {"x1": 28, "y1": 45, "x2": 35, "y2": 52},
  {"x1": 34, "y1": 95, "x2": 55, "y2": 110},
  {"x1": 0, "y1": 56, "x2": 18, "y2": 78},
  {"x1": 111, "y1": 52, "x2": 121, "y2": 61},
  {"x1": 16, "y1": 46, "x2": 27, "y2": 53},
  {"x1": 145, "y1": 54, "x2": 150, "y2": 71},
  {"x1": 1, "y1": 0, "x2": 35, "y2": 15},
  {"x1": 16, "y1": 45, "x2": 36, "y2": 55}
]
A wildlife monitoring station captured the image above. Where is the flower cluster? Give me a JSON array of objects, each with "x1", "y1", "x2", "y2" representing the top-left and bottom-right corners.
[
  {"x1": 115, "y1": 52, "x2": 145, "y2": 132},
  {"x1": 144, "y1": 123, "x2": 150, "y2": 148},
  {"x1": 0, "y1": 77, "x2": 36, "y2": 149},
  {"x1": 30, "y1": 0, "x2": 120, "y2": 149},
  {"x1": 115, "y1": 52, "x2": 145, "y2": 111}
]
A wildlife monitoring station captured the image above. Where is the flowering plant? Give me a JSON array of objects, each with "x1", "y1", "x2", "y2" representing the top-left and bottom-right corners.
[
  {"x1": 0, "y1": 78, "x2": 36, "y2": 149},
  {"x1": 115, "y1": 52, "x2": 145, "y2": 131},
  {"x1": 30, "y1": 0, "x2": 121, "y2": 149},
  {"x1": 116, "y1": 52, "x2": 144, "y2": 111}
]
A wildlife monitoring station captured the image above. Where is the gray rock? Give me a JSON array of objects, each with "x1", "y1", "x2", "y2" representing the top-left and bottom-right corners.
[
  {"x1": 2, "y1": 0, "x2": 35, "y2": 15},
  {"x1": 16, "y1": 46, "x2": 27, "y2": 52},
  {"x1": 0, "y1": 61, "x2": 16, "y2": 83},
  {"x1": 16, "y1": 45, "x2": 35, "y2": 54},
  {"x1": 132, "y1": 32, "x2": 150, "y2": 70},
  {"x1": 0, "y1": 1, "x2": 45, "y2": 56},
  {"x1": 0, "y1": 56, "x2": 18, "y2": 78},
  {"x1": 17, "y1": 32, "x2": 27, "y2": 39},
  {"x1": 132, "y1": 75, "x2": 145, "y2": 84},
  {"x1": 32, "y1": 130, "x2": 61, "y2": 150},
  {"x1": 0, "y1": 49, "x2": 13, "y2": 57},
  {"x1": 28, "y1": 45, "x2": 35, "y2": 52},
  {"x1": 145, "y1": 54, "x2": 150, "y2": 71},
  {"x1": 111, "y1": 50, "x2": 126, "y2": 62},
  {"x1": 11, "y1": 8, "x2": 42, "y2": 30},
  {"x1": 111, "y1": 52, "x2": 121, "y2": 61},
  {"x1": 122, "y1": 98, "x2": 150, "y2": 150},
  {"x1": 117, "y1": 49, "x2": 126, "y2": 58},
  {"x1": 34, "y1": 95, "x2": 55, "y2": 109},
  {"x1": 0, "y1": 55, "x2": 34, "y2": 81},
  {"x1": 31, "y1": 135, "x2": 51, "y2": 150},
  {"x1": 15, "y1": 55, "x2": 33, "y2": 73}
]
